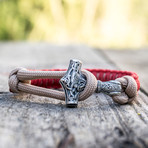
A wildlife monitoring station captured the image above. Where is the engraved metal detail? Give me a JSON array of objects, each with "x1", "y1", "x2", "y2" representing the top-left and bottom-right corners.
[
  {"x1": 96, "y1": 80, "x2": 122, "y2": 96},
  {"x1": 60, "y1": 59, "x2": 86, "y2": 107}
]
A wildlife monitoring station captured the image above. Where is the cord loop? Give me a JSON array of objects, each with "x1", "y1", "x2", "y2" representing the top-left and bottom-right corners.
[
  {"x1": 112, "y1": 76, "x2": 137, "y2": 104},
  {"x1": 9, "y1": 67, "x2": 27, "y2": 93}
]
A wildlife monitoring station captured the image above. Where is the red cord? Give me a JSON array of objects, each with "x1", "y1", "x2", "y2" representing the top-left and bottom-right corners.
[{"x1": 31, "y1": 69, "x2": 140, "y2": 90}]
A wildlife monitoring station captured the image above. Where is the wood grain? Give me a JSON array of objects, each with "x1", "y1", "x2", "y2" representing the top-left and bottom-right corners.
[
  {"x1": 0, "y1": 43, "x2": 147, "y2": 148},
  {"x1": 103, "y1": 49, "x2": 148, "y2": 92}
]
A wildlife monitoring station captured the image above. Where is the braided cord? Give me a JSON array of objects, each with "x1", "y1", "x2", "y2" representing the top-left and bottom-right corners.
[
  {"x1": 31, "y1": 69, "x2": 140, "y2": 90},
  {"x1": 9, "y1": 68, "x2": 98, "y2": 101},
  {"x1": 8, "y1": 68, "x2": 139, "y2": 104}
]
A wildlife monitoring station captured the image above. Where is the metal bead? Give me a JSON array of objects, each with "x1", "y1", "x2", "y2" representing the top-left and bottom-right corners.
[{"x1": 96, "y1": 80, "x2": 123, "y2": 96}]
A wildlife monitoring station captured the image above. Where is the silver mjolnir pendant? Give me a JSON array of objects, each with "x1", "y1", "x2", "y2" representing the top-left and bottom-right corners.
[
  {"x1": 60, "y1": 59, "x2": 86, "y2": 107},
  {"x1": 60, "y1": 59, "x2": 123, "y2": 108}
]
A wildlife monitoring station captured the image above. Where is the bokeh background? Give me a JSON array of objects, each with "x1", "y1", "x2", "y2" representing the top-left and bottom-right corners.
[{"x1": 1, "y1": 0, "x2": 148, "y2": 48}]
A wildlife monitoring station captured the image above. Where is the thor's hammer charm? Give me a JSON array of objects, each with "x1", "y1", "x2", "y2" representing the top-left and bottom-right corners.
[{"x1": 60, "y1": 59, "x2": 86, "y2": 107}]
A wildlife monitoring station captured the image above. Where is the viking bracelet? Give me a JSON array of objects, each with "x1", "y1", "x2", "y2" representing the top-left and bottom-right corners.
[{"x1": 8, "y1": 59, "x2": 140, "y2": 107}]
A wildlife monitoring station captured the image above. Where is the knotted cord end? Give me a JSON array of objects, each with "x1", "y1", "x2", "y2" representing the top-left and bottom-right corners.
[
  {"x1": 9, "y1": 67, "x2": 30, "y2": 93},
  {"x1": 112, "y1": 76, "x2": 138, "y2": 104}
]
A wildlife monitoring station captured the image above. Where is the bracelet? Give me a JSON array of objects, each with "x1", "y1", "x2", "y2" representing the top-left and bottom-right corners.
[{"x1": 8, "y1": 59, "x2": 140, "y2": 107}]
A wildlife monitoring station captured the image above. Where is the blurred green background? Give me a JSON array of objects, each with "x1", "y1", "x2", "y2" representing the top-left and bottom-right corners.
[{"x1": 0, "y1": 0, "x2": 148, "y2": 48}]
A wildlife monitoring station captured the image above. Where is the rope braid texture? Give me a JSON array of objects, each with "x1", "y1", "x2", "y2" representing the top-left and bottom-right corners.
[{"x1": 9, "y1": 68, "x2": 140, "y2": 104}]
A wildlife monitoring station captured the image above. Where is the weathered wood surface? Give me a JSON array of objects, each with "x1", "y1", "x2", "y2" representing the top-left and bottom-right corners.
[
  {"x1": 0, "y1": 42, "x2": 148, "y2": 148},
  {"x1": 103, "y1": 49, "x2": 148, "y2": 90}
]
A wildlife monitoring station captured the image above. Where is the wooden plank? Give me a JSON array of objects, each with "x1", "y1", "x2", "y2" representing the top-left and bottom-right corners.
[
  {"x1": 103, "y1": 49, "x2": 148, "y2": 91},
  {"x1": 0, "y1": 42, "x2": 112, "y2": 148},
  {"x1": 0, "y1": 43, "x2": 148, "y2": 148}
]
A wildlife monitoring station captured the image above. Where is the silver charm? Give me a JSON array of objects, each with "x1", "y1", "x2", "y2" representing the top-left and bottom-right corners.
[
  {"x1": 96, "y1": 80, "x2": 122, "y2": 96},
  {"x1": 60, "y1": 59, "x2": 86, "y2": 107}
]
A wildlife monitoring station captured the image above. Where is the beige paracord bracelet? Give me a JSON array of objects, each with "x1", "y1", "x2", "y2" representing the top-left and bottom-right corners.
[{"x1": 8, "y1": 59, "x2": 139, "y2": 107}]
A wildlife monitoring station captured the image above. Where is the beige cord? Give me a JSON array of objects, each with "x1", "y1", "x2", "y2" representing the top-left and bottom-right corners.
[
  {"x1": 113, "y1": 76, "x2": 137, "y2": 104},
  {"x1": 8, "y1": 68, "x2": 137, "y2": 104}
]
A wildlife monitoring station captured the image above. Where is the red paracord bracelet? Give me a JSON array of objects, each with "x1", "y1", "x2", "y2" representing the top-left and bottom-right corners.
[
  {"x1": 8, "y1": 59, "x2": 140, "y2": 107},
  {"x1": 31, "y1": 69, "x2": 140, "y2": 90}
]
